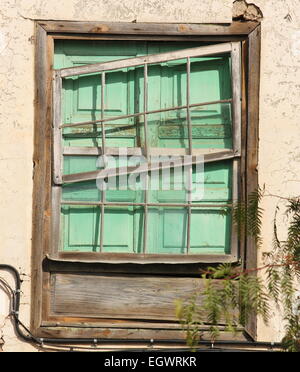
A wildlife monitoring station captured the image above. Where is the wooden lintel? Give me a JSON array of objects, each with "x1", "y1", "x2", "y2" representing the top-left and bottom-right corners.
[{"x1": 39, "y1": 21, "x2": 259, "y2": 37}]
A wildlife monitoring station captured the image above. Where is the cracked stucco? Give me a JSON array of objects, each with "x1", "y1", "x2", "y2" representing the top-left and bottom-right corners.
[
  {"x1": 233, "y1": 0, "x2": 263, "y2": 21},
  {"x1": 251, "y1": 0, "x2": 300, "y2": 342},
  {"x1": 16, "y1": 0, "x2": 233, "y2": 23},
  {"x1": 0, "y1": 0, "x2": 299, "y2": 350}
]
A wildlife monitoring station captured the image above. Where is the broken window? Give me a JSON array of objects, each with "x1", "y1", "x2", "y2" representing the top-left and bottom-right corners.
[{"x1": 51, "y1": 41, "x2": 241, "y2": 262}]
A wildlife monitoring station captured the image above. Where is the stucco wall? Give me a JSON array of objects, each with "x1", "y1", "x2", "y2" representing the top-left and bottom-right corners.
[
  {"x1": 251, "y1": 0, "x2": 300, "y2": 342},
  {"x1": 0, "y1": 0, "x2": 299, "y2": 351}
]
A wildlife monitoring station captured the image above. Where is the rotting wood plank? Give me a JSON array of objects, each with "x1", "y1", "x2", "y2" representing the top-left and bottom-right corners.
[
  {"x1": 51, "y1": 34, "x2": 247, "y2": 42},
  {"x1": 240, "y1": 40, "x2": 248, "y2": 267},
  {"x1": 41, "y1": 319, "x2": 244, "y2": 333},
  {"x1": 39, "y1": 21, "x2": 259, "y2": 36},
  {"x1": 32, "y1": 24, "x2": 51, "y2": 334},
  {"x1": 244, "y1": 25, "x2": 261, "y2": 341},
  {"x1": 41, "y1": 34, "x2": 56, "y2": 326},
  {"x1": 49, "y1": 252, "x2": 238, "y2": 265},
  {"x1": 37, "y1": 325, "x2": 247, "y2": 342},
  {"x1": 50, "y1": 273, "x2": 238, "y2": 322}
]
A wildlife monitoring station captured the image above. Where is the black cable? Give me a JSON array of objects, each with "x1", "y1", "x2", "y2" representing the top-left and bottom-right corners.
[
  {"x1": 0, "y1": 264, "x2": 40, "y2": 344},
  {"x1": 0, "y1": 263, "x2": 283, "y2": 351}
]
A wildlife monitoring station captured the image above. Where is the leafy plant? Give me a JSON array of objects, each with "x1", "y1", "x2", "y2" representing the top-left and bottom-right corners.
[{"x1": 177, "y1": 186, "x2": 300, "y2": 352}]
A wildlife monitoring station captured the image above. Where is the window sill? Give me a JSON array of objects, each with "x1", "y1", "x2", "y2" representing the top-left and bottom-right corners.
[{"x1": 46, "y1": 252, "x2": 239, "y2": 265}]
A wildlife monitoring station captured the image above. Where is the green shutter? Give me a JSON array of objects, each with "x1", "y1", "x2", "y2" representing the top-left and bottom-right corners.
[{"x1": 55, "y1": 40, "x2": 233, "y2": 255}]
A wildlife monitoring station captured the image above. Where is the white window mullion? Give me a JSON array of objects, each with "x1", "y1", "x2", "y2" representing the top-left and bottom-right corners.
[
  {"x1": 231, "y1": 41, "x2": 242, "y2": 156},
  {"x1": 53, "y1": 71, "x2": 63, "y2": 185}
]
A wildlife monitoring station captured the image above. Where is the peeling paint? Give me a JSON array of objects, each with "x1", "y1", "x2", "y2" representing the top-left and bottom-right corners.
[{"x1": 232, "y1": 0, "x2": 263, "y2": 21}]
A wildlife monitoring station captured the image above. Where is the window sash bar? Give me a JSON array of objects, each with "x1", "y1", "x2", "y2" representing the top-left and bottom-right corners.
[
  {"x1": 186, "y1": 166, "x2": 192, "y2": 255},
  {"x1": 143, "y1": 64, "x2": 149, "y2": 254},
  {"x1": 100, "y1": 72, "x2": 106, "y2": 253},
  {"x1": 53, "y1": 72, "x2": 63, "y2": 184},
  {"x1": 143, "y1": 64, "x2": 149, "y2": 157},
  {"x1": 186, "y1": 57, "x2": 192, "y2": 254},
  {"x1": 100, "y1": 72, "x2": 106, "y2": 154},
  {"x1": 143, "y1": 178, "x2": 149, "y2": 254},
  {"x1": 58, "y1": 43, "x2": 233, "y2": 78},
  {"x1": 62, "y1": 150, "x2": 237, "y2": 184},
  {"x1": 51, "y1": 186, "x2": 62, "y2": 255},
  {"x1": 62, "y1": 146, "x2": 233, "y2": 157},
  {"x1": 59, "y1": 99, "x2": 232, "y2": 129},
  {"x1": 230, "y1": 158, "x2": 239, "y2": 260},
  {"x1": 61, "y1": 201, "x2": 233, "y2": 208},
  {"x1": 186, "y1": 57, "x2": 192, "y2": 154},
  {"x1": 231, "y1": 42, "x2": 242, "y2": 155}
]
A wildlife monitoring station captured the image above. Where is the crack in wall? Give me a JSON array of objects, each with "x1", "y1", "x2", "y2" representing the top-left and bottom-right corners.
[
  {"x1": 0, "y1": 333, "x2": 4, "y2": 351},
  {"x1": 0, "y1": 327, "x2": 4, "y2": 351},
  {"x1": 0, "y1": 314, "x2": 8, "y2": 353}
]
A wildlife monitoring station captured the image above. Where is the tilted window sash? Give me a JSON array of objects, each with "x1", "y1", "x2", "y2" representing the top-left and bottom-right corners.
[{"x1": 51, "y1": 42, "x2": 241, "y2": 261}]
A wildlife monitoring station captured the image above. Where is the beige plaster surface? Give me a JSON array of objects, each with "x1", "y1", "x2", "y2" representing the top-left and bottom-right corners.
[{"x1": 0, "y1": 0, "x2": 299, "y2": 351}]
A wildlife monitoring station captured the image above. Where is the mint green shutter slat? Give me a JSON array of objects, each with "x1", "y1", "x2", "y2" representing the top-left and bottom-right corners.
[
  {"x1": 147, "y1": 207, "x2": 187, "y2": 254},
  {"x1": 62, "y1": 181, "x2": 101, "y2": 202},
  {"x1": 190, "y1": 208, "x2": 231, "y2": 254},
  {"x1": 103, "y1": 207, "x2": 134, "y2": 252},
  {"x1": 61, "y1": 206, "x2": 100, "y2": 252}
]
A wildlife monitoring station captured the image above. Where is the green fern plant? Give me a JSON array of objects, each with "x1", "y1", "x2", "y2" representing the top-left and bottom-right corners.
[{"x1": 177, "y1": 186, "x2": 300, "y2": 352}]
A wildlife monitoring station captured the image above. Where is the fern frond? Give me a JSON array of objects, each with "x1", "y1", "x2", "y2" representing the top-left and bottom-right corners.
[
  {"x1": 246, "y1": 186, "x2": 264, "y2": 247},
  {"x1": 232, "y1": 186, "x2": 264, "y2": 248},
  {"x1": 233, "y1": 200, "x2": 247, "y2": 239},
  {"x1": 282, "y1": 314, "x2": 300, "y2": 352},
  {"x1": 211, "y1": 263, "x2": 235, "y2": 279},
  {"x1": 266, "y1": 265, "x2": 281, "y2": 305},
  {"x1": 178, "y1": 186, "x2": 300, "y2": 352},
  {"x1": 203, "y1": 278, "x2": 222, "y2": 325},
  {"x1": 280, "y1": 266, "x2": 295, "y2": 316},
  {"x1": 238, "y1": 273, "x2": 270, "y2": 326}
]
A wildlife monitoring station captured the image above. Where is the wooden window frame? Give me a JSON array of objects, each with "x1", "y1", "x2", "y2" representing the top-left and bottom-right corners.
[{"x1": 32, "y1": 21, "x2": 260, "y2": 338}]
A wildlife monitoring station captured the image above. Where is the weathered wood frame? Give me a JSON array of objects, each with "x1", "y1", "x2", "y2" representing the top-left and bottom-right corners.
[{"x1": 32, "y1": 21, "x2": 260, "y2": 340}]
